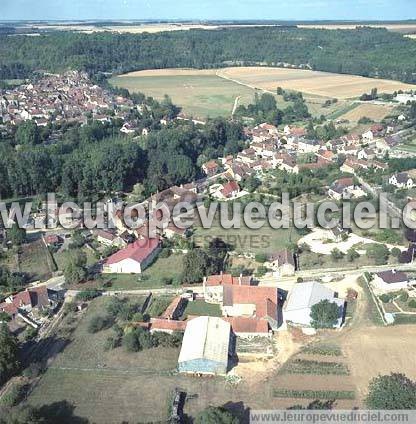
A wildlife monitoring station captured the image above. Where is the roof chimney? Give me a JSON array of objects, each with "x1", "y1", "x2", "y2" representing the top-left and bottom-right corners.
[{"x1": 392, "y1": 269, "x2": 396, "y2": 274}]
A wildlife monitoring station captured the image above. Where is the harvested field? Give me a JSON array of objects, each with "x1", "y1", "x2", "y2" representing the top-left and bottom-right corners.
[
  {"x1": 217, "y1": 67, "x2": 416, "y2": 99},
  {"x1": 342, "y1": 325, "x2": 416, "y2": 399},
  {"x1": 299, "y1": 24, "x2": 416, "y2": 34},
  {"x1": 111, "y1": 67, "x2": 410, "y2": 119},
  {"x1": 339, "y1": 103, "x2": 395, "y2": 122}
]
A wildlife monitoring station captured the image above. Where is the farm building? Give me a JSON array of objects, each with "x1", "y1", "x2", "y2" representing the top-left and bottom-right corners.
[
  {"x1": 283, "y1": 282, "x2": 345, "y2": 328},
  {"x1": 178, "y1": 316, "x2": 231, "y2": 375},
  {"x1": 203, "y1": 273, "x2": 253, "y2": 303},
  {"x1": 102, "y1": 237, "x2": 161, "y2": 274}
]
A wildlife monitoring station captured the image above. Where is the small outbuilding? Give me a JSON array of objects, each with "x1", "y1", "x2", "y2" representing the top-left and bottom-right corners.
[{"x1": 178, "y1": 316, "x2": 231, "y2": 375}]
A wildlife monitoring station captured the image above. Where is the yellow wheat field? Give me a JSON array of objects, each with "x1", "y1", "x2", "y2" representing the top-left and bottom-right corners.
[{"x1": 217, "y1": 67, "x2": 416, "y2": 99}]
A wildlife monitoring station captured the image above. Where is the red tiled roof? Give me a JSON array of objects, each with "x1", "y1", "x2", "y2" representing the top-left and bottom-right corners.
[
  {"x1": 206, "y1": 274, "x2": 252, "y2": 287},
  {"x1": 223, "y1": 316, "x2": 269, "y2": 334},
  {"x1": 221, "y1": 181, "x2": 240, "y2": 197},
  {"x1": 12, "y1": 291, "x2": 33, "y2": 308},
  {"x1": 105, "y1": 237, "x2": 160, "y2": 265},
  {"x1": 223, "y1": 285, "x2": 278, "y2": 319},
  {"x1": 161, "y1": 297, "x2": 185, "y2": 319},
  {"x1": 150, "y1": 318, "x2": 187, "y2": 332},
  {"x1": 45, "y1": 234, "x2": 60, "y2": 244},
  {"x1": 336, "y1": 177, "x2": 354, "y2": 187},
  {"x1": 203, "y1": 160, "x2": 218, "y2": 170},
  {"x1": 0, "y1": 302, "x2": 18, "y2": 317},
  {"x1": 28, "y1": 286, "x2": 50, "y2": 308}
]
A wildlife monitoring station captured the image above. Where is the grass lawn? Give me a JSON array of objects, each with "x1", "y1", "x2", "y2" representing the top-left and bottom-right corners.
[
  {"x1": 100, "y1": 253, "x2": 185, "y2": 290},
  {"x1": 182, "y1": 300, "x2": 222, "y2": 318},
  {"x1": 193, "y1": 214, "x2": 300, "y2": 255},
  {"x1": 54, "y1": 246, "x2": 97, "y2": 271},
  {"x1": 18, "y1": 238, "x2": 55, "y2": 281}
]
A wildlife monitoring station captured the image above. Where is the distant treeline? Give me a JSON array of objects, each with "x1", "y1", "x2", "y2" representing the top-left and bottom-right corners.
[{"x1": 0, "y1": 27, "x2": 415, "y2": 82}]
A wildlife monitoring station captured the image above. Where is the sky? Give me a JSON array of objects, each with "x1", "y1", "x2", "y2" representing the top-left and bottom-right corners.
[{"x1": 1, "y1": 0, "x2": 415, "y2": 21}]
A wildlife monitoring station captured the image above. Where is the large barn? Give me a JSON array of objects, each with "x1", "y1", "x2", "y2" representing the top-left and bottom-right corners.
[
  {"x1": 283, "y1": 281, "x2": 345, "y2": 328},
  {"x1": 178, "y1": 316, "x2": 231, "y2": 375}
]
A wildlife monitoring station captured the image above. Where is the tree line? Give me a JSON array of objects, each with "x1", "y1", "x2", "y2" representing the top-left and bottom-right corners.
[{"x1": 0, "y1": 27, "x2": 416, "y2": 83}]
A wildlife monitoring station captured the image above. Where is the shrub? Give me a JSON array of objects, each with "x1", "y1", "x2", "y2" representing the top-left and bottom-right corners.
[
  {"x1": 87, "y1": 314, "x2": 113, "y2": 333},
  {"x1": 408, "y1": 299, "x2": 416, "y2": 309},
  {"x1": 75, "y1": 289, "x2": 101, "y2": 302},
  {"x1": 162, "y1": 277, "x2": 173, "y2": 285},
  {"x1": 379, "y1": 294, "x2": 392, "y2": 304},
  {"x1": 398, "y1": 291, "x2": 409, "y2": 302},
  {"x1": 391, "y1": 247, "x2": 402, "y2": 258},
  {"x1": 0, "y1": 383, "x2": 27, "y2": 407},
  {"x1": 22, "y1": 362, "x2": 43, "y2": 378},
  {"x1": 255, "y1": 253, "x2": 267, "y2": 263},
  {"x1": 159, "y1": 248, "x2": 171, "y2": 258},
  {"x1": 256, "y1": 265, "x2": 268, "y2": 277},
  {"x1": 104, "y1": 335, "x2": 120, "y2": 351},
  {"x1": 123, "y1": 330, "x2": 140, "y2": 352},
  {"x1": 366, "y1": 373, "x2": 416, "y2": 409}
]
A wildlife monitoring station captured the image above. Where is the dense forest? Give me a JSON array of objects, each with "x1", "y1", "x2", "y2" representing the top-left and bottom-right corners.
[
  {"x1": 1, "y1": 27, "x2": 416, "y2": 82},
  {"x1": 0, "y1": 99, "x2": 244, "y2": 201}
]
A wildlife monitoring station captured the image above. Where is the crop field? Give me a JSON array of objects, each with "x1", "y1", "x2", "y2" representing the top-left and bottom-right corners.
[
  {"x1": 339, "y1": 103, "x2": 395, "y2": 123},
  {"x1": 342, "y1": 325, "x2": 416, "y2": 399},
  {"x1": 217, "y1": 67, "x2": 416, "y2": 99},
  {"x1": 111, "y1": 67, "x2": 415, "y2": 120},
  {"x1": 299, "y1": 24, "x2": 416, "y2": 34},
  {"x1": 109, "y1": 69, "x2": 257, "y2": 119}
]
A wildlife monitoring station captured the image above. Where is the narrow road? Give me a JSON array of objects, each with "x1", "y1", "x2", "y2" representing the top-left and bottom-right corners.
[{"x1": 231, "y1": 95, "x2": 241, "y2": 116}]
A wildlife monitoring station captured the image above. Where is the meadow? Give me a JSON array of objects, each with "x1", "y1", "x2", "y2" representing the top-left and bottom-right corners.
[{"x1": 110, "y1": 70, "x2": 256, "y2": 119}]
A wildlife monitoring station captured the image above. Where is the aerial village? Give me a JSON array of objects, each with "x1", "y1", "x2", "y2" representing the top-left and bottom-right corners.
[{"x1": 1, "y1": 71, "x2": 416, "y2": 383}]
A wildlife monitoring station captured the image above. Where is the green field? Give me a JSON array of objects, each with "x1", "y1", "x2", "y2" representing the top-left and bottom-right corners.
[
  {"x1": 110, "y1": 70, "x2": 352, "y2": 120},
  {"x1": 110, "y1": 73, "x2": 257, "y2": 119},
  {"x1": 193, "y1": 215, "x2": 300, "y2": 255}
]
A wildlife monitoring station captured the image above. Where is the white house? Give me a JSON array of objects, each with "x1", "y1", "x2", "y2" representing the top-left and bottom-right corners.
[
  {"x1": 283, "y1": 281, "x2": 345, "y2": 328},
  {"x1": 103, "y1": 237, "x2": 161, "y2": 274},
  {"x1": 389, "y1": 172, "x2": 415, "y2": 189},
  {"x1": 297, "y1": 139, "x2": 321, "y2": 154},
  {"x1": 372, "y1": 270, "x2": 410, "y2": 292}
]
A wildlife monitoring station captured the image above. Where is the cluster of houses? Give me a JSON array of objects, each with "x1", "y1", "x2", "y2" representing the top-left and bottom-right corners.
[
  {"x1": 0, "y1": 285, "x2": 62, "y2": 330},
  {"x1": 134, "y1": 271, "x2": 345, "y2": 376},
  {"x1": 199, "y1": 122, "x2": 403, "y2": 202},
  {"x1": 0, "y1": 71, "x2": 135, "y2": 129}
]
